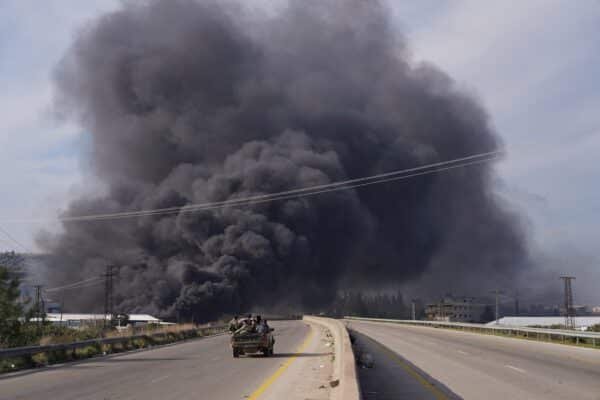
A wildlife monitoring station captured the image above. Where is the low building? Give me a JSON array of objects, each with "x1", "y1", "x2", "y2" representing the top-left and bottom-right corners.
[
  {"x1": 425, "y1": 296, "x2": 489, "y2": 323},
  {"x1": 44, "y1": 313, "x2": 161, "y2": 328},
  {"x1": 486, "y1": 316, "x2": 600, "y2": 330}
]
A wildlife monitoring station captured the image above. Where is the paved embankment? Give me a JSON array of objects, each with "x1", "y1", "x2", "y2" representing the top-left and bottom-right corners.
[
  {"x1": 0, "y1": 320, "x2": 333, "y2": 400},
  {"x1": 350, "y1": 319, "x2": 600, "y2": 400}
]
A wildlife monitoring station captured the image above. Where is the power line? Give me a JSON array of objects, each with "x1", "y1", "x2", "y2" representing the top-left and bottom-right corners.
[
  {"x1": 53, "y1": 279, "x2": 105, "y2": 291},
  {"x1": 0, "y1": 237, "x2": 14, "y2": 247},
  {"x1": 66, "y1": 150, "x2": 501, "y2": 222},
  {"x1": 5, "y1": 150, "x2": 501, "y2": 292},
  {"x1": 45, "y1": 277, "x2": 104, "y2": 292},
  {"x1": 2, "y1": 150, "x2": 502, "y2": 224},
  {"x1": 0, "y1": 225, "x2": 29, "y2": 252}
]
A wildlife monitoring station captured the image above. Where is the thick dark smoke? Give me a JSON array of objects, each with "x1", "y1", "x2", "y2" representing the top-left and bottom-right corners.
[{"x1": 42, "y1": 0, "x2": 530, "y2": 321}]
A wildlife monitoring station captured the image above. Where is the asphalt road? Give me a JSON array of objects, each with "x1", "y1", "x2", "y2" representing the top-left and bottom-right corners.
[
  {"x1": 350, "y1": 320, "x2": 600, "y2": 400},
  {"x1": 0, "y1": 320, "x2": 329, "y2": 400},
  {"x1": 352, "y1": 330, "x2": 459, "y2": 400}
]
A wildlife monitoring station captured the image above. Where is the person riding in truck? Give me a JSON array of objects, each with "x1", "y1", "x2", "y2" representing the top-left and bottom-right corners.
[{"x1": 228, "y1": 315, "x2": 240, "y2": 333}]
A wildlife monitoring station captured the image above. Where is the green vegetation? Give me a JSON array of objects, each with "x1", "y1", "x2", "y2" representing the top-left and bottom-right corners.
[
  {"x1": 330, "y1": 291, "x2": 409, "y2": 319},
  {"x1": 528, "y1": 324, "x2": 566, "y2": 330},
  {"x1": 1, "y1": 324, "x2": 226, "y2": 373},
  {"x1": 588, "y1": 324, "x2": 600, "y2": 332},
  {"x1": 0, "y1": 265, "x2": 24, "y2": 348},
  {"x1": 0, "y1": 261, "x2": 228, "y2": 374}
]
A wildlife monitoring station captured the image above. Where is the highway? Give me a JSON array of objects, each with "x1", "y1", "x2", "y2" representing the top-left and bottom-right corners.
[
  {"x1": 0, "y1": 321, "x2": 333, "y2": 400},
  {"x1": 350, "y1": 320, "x2": 600, "y2": 400}
]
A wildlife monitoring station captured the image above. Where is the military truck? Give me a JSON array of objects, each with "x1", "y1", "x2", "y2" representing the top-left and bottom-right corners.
[{"x1": 231, "y1": 328, "x2": 275, "y2": 357}]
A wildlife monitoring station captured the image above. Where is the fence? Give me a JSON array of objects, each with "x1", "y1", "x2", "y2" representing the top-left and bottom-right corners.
[{"x1": 344, "y1": 317, "x2": 600, "y2": 348}]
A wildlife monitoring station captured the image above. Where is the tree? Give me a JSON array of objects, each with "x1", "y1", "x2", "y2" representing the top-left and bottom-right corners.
[{"x1": 0, "y1": 265, "x2": 23, "y2": 347}]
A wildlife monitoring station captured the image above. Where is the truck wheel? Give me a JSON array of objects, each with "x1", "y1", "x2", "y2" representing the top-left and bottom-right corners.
[{"x1": 233, "y1": 348, "x2": 239, "y2": 358}]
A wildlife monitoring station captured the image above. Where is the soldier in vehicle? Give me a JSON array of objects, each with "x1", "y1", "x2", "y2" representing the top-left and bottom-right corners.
[
  {"x1": 256, "y1": 315, "x2": 265, "y2": 334},
  {"x1": 229, "y1": 315, "x2": 240, "y2": 333},
  {"x1": 234, "y1": 315, "x2": 253, "y2": 335}
]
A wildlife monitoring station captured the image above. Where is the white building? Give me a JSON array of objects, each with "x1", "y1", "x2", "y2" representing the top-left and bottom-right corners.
[
  {"x1": 486, "y1": 316, "x2": 600, "y2": 330},
  {"x1": 45, "y1": 313, "x2": 161, "y2": 328}
]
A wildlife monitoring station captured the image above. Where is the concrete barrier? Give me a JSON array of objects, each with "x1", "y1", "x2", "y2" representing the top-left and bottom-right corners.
[{"x1": 304, "y1": 316, "x2": 360, "y2": 400}]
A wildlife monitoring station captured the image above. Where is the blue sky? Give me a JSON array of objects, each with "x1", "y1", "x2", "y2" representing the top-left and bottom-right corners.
[{"x1": 0, "y1": 1, "x2": 599, "y2": 301}]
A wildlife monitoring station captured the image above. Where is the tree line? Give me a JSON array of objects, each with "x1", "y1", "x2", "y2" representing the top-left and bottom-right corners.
[{"x1": 326, "y1": 291, "x2": 411, "y2": 319}]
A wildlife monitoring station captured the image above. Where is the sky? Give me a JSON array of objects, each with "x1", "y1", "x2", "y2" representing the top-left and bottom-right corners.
[{"x1": 0, "y1": 0, "x2": 599, "y2": 302}]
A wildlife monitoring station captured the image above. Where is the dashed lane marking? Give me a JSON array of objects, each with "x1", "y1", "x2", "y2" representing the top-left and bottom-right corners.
[
  {"x1": 504, "y1": 365, "x2": 526, "y2": 374},
  {"x1": 150, "y1": 374, "x2": 170, "y2": 384}
]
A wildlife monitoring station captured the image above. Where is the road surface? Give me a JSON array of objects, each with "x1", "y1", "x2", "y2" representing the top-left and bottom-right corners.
[
  {"x1": 0, "y1": 320, "x2": 333, "y2": 400},
  {"x1": 350, "y1": 320, "x2": 600, "y2": 400}
]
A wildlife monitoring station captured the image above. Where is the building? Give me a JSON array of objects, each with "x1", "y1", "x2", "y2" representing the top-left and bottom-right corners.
[
  {"x1": 425, "y1": 296, "x2": 489, "y2": 323},
  {"x1": 44, "y1": 313, "x2": 162, "y2": 328}
]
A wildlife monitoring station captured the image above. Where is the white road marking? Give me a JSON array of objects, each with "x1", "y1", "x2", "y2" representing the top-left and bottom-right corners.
[
  {"x1": 457, "y1": 350, "x2": 470, "y2": 355},
  {"x1": 150, "y1": 374, "x2": 170, "y2": 384},
  {"x1": 505, "y1": 365, "x2": 526, "y2": 374}
]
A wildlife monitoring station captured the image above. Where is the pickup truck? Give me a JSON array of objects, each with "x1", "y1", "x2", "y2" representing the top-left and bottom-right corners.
[{"x1": 231, "y1": 328, "x2": 275, "y2": 358}]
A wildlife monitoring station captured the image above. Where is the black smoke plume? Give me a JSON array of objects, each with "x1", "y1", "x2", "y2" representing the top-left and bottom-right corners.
[{"x1": 41, "y1": 0, "x2": 530, "y2": 321}]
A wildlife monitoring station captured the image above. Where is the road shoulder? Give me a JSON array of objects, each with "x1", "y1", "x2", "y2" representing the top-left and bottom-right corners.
[{"x1": 254, "y1": 321, "x2": 334, "y2": 400}]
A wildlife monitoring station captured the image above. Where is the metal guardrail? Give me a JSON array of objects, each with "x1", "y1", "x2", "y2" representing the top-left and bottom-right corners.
[
  {"x1": 344, "y1": 317, "x2": 600, "y2": 347},
  {"x1": 0, "y1": 325, "x2": 228, "y2": 360}
]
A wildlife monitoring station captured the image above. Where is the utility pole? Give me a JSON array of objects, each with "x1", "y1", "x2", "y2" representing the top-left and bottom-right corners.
[
  {"x1": 33, "y1": 285, "x2": 43, "y2": 334},
  {"x1": 411, "y1": 300, "x2": 416, "y2": 321},
  {"x1": 102, "y1": 265, "x2": 117, "y2": 329},
  {"x1": 560, "y1": 276, "x2": 576, "y2": 329},
  {"x1": 492, "y1": 289, "x2": 504, "y2": 325},
  {"x1": 59, "y1": 291, "x2": 65, "y2": 327}
]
